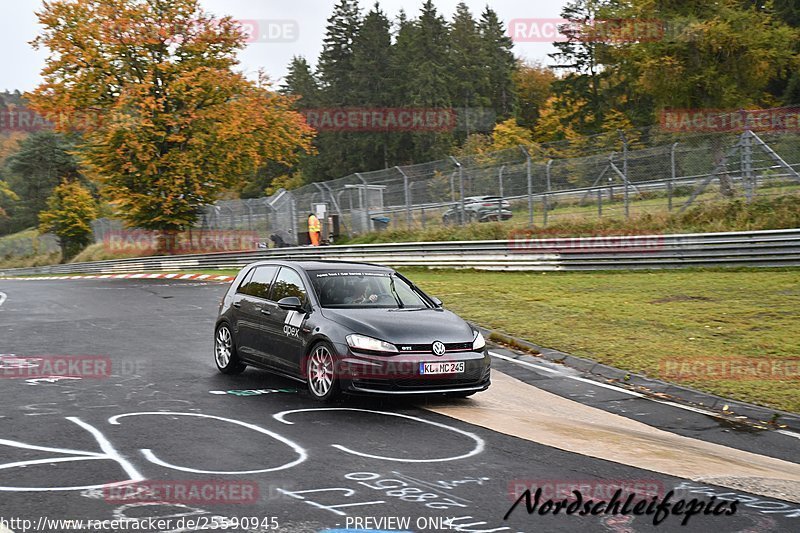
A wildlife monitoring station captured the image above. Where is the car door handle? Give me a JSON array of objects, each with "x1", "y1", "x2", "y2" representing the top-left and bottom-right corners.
[{"x1": 260, "y1": 308, "x2": 271, "y2": 315}]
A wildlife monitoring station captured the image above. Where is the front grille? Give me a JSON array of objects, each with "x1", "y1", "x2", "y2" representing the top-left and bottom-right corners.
[{"x1": 396, "y1": 341, "x2": 473, "y2": 354}]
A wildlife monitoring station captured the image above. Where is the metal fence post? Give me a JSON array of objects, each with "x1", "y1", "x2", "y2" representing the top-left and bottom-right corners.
[
  {"x1": 619, "y1": 131, "x2": 629, "y2": 218},
  {"x1": 450, "y1": 156, "x2": 465, "y2": 225},
  {"x1": 396, "y1": 166, "x2": 412, "y2": 228},
  {"x1": 243, "y1": 201, "x2": 254, "y2": 231},
  {"x1": 544, "y1": 159, "x2": 553, "y2": 227},
  {"x1": 742, "y1": 131, "x2": 754, "y2": 203},
  {"x1": 597, "y1": 188, "x2": 602, "y2": 217},
  {"x1": 520, "y1": 146, "x2": 533, "y2": 225},
  {"x1": 608, "y1": 152, "x2": 615, "y2": 201},
  {"x1": 497, "y1": 165, "x2": 505, "y2": 220},
  {"x1": 669, "y1": 142, "x2": 678, "y2": 211},
  {"x1": 356, "y1": 172, "x2": 370, "y2": 233}
]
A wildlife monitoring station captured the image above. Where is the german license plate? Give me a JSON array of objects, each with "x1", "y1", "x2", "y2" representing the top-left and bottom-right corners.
[{"x1": 420, "y1": 362, "x2": 465, "y2": 375}]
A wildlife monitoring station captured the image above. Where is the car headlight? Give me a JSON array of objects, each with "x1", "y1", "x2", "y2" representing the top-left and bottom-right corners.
[
  {"x1": 346, "y1": 334, "x2": 398, "y2": 354},
  {"x1": 473, "y1": 330, "x2": 486, "y2": 351}
]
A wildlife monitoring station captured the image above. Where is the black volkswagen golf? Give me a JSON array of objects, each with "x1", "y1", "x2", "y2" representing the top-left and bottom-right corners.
[{"x1": 214, "y1": 260, "x2": 491, "y2": 401}]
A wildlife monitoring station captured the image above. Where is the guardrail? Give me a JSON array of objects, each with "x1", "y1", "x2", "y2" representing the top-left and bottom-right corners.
[{"x1": 2, "y1": 229, "x2": 799, "y2": 276}]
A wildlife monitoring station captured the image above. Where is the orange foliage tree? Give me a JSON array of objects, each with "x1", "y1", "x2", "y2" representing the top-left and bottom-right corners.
[{"x1": 27, "y1": 0, "x2": 315, "y2": 231}]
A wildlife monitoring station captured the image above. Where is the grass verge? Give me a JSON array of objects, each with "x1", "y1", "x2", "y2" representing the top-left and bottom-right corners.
[{"x1": 398, "y1": 268, "x2": 800, "y2": 414}]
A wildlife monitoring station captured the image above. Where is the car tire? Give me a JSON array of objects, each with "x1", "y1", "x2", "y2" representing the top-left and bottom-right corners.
[
  {"x1": 214, "y1": 323, "x2": 246, "y2": 375},
  {"x1": 306, "y1": 342, "x2": 340, "y2": 402}
]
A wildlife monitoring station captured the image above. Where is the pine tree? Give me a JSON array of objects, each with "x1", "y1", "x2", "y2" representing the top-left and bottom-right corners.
[
  {"x1": 394, "y1": 1, "x2": 454, "y2": 162},
  {"x1": 317, "y1": 0, "x2": 362, "y2": 105},
  {"x1": 448, "y1": 3, "x2": 490, "y2": 141},
  {"x1": 350, "y1": 2, "x2": 394, "y2": 170},
  {"x1": 304, "y1": 0, "x2": 363, "y2": 181},
  {"x1": 548, "y1": 0, "x2": 613, "y2": 135},
  {"x1": 784, "y1": 73, "x2": 800, "y2": 105},
  {"x1": 281, "y1": 56, "x2": 319, "y2": 108},
  {"x1": 408, "y1": 1, "x2": 451, "y2": 108},
  {"x1": 479, "y1": 7, "x2": 517, "y2": 120}
]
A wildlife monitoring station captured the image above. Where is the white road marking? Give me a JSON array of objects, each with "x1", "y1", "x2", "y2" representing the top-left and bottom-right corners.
[
  {"x1": 0, "y1": 292, "x2": 7, "y2": 308},
  {"x1": 0, "y1": 417, "x2": 144, "y2": 492},
  {"x1": 108, "y1": 412, "x2": 307, "y2": 474},
  {"x1": 274, "y1": 408, "x2": 485, "y2": 463},
  {"x1": 776, "y1": 429, "x2": 800, "y2": 440},
  {"x1": 488, "y1": 350, "x2": 562, "y2": 374},
  {"x1": 489, "y1": 350, "x2": 797, "y2": 435}
]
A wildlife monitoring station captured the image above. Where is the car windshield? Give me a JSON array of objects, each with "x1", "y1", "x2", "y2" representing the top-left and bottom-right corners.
[{"x1": 310, "y1": 270, "x2": 429, "y2": 309}]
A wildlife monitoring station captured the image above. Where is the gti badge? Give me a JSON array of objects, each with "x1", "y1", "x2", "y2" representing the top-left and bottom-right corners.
[{"x1": 432, "y1": 341, "x2": 446, "y2": 356}]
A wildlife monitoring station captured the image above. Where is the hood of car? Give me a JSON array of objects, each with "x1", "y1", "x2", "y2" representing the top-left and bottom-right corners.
[{"x1": 320, "y1": 307, "x2": 475, "y2": 344}]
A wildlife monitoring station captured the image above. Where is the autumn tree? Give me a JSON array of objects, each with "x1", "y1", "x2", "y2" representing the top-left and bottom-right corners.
[
  {"x1": 490, "y1": 118, "x2": 533, "y2": 151},
  {"x1": 514, "y1": 62, "x2": 557, "y2": 131},
  {"x1": 0, "y1": 180, "x2": 19, "y2": 220},
  {"x1": 28, "y1": 0, "x2": 314, "y2": 231},
  {"x1": 614, "y1": 0, "x2": 798, "y2": 110},
  {"x1": 38, "y1": 180, "x2": 98, "y2": 260}
]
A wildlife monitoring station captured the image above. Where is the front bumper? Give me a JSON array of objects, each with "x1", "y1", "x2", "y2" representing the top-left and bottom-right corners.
[{"x1": 331, "y1": 342, "x2": 491, "y2": 394}]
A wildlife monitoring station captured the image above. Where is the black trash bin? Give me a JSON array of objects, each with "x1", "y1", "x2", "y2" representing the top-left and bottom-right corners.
[{"x1": 371, "y1": 216, "x2": 390, "y2": 232}]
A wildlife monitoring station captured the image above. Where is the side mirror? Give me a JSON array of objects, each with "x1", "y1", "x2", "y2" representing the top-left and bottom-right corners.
[
  {"x1": 277, "y1": 296, "x2": 304, "y2": 311},
  {"x1": 430, "y1": 296, "x2": 443, "y2": 308}
]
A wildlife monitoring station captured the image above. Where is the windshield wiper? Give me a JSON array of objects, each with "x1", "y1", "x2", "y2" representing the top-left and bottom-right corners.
[{"x1": 389, "y1": 275, "x2": 404, "y2": 308}]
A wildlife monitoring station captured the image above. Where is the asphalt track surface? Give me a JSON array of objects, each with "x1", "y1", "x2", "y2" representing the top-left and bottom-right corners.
[{"x1": 0, "y1": 278, "x2": 798, "y2": 533}]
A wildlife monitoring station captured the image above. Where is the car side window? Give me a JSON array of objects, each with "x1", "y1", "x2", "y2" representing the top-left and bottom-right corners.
[
  {"x1": 236, "y1": 268, "x2": 255, "y2": 295},
  {"x1": 271, "y1": 267, "x2": 307, "y2": 304},
  {"x1": 240, "y1": 266, "x2": 278, "y2": 299}
]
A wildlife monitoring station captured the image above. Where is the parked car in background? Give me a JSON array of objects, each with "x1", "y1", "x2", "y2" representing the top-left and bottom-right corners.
[{"x1": 442, "y1": 196, "x2": 513, "y2": 224}]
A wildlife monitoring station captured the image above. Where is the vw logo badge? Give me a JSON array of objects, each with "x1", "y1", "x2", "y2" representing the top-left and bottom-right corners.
[{"x1": 432, "y1": 341, "x2": 446, "y2": 356}]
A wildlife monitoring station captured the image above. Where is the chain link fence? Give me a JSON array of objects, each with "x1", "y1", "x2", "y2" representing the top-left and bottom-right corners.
[
  {"x1": 91, "y1": 128, "x2": 800, "y2": 247},
  {"x1": 0, "y1": 231, "x2": 59, "y2": 260}
]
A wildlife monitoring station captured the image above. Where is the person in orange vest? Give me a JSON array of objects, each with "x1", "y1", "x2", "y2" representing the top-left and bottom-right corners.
[{"x1": 308, "y1": 212, "x2": 322, "y2": 246}]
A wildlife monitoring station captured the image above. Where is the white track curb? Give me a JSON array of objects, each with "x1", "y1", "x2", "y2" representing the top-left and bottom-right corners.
[{"x1": 0, "y1": 272, "x2": 235, "y2": 283}]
